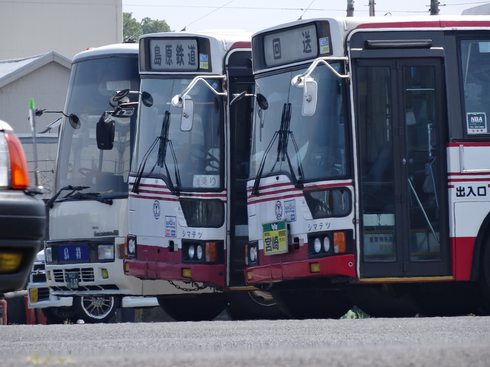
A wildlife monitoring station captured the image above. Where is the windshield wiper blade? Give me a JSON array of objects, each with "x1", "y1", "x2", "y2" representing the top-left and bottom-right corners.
[
  {"x1": 252, "y1": 103, "x2": 303, "y2": 196},
  {"x1": 132, "y1": 111, "x2": 180, "y2": 196},
  {"x1": 67, "y1": 192, "x2": 113, "y2": 205},
  {"x1": 46, "y1": 185, "x2": 90, "y2": 209},
  {"x1": 155, "y1": 111, "x2": 180, "y2": 195}
]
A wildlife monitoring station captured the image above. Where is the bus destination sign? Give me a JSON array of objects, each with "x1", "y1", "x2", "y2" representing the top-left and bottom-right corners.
[
  {"x1": 264, "y1": 24, "x2": 329, "y2": 67},
  {"x1": 149, "y1": 39, "x2": 200, "y2": 71}
]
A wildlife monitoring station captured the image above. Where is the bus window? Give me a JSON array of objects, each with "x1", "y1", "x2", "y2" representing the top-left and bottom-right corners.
[{"x1": 460, "y1": 39, "x2": 490, "y2": 135}]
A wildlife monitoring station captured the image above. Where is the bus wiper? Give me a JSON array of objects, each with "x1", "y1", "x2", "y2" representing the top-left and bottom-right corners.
[
  {"x1": 271, "y1": 103, "x2": 304, "y2": 186},
  {"x1": 132, "y1": 111, "x2": 180, "y2": 196},
  {"x1": 154, "y1": 111, "x2": 181, "y2": 195},
  {"x1": 252, "y1": 103, "x2": 303, "y2": 196},
  {"x1": 46, "y1": 185, "x2": 90, "y2": 209},
  {"x1": 63, "y1": 191, "x2": 113, "y2": 206}
]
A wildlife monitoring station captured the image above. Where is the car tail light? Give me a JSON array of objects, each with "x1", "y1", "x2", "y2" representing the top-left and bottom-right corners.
[{"x1": 3, "y1": 132, "x2": 30, "y2": 189}]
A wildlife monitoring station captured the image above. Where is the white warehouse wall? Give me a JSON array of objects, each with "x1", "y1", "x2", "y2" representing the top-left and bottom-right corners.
[{"x1": 0, "y1": 0, "x2": 123, "y2": 60}]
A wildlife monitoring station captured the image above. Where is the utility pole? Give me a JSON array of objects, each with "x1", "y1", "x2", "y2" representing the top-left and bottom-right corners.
[
  {"x1": 430, "y1": 0, "x2": 440, "y2": 15},
  {"x1": 346, "y1": 0, "x2": 354, "y2": 17},
  {"x1": 369, "y1": 0, "x2": 375, "y2": 16}
]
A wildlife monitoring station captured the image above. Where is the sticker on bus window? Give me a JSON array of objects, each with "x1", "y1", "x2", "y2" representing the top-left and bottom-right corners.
[
  {"x1": 467, "y1": 112, "x2": 487, "y2": 134},
  {"x1": 200, "y1": 54, "x2": 209, "y2": 69},
  {"x1": 319, "y1": 37, "x2": 330, "y2": 54},
  {"x1": 193, "y1": 175, "x2": 219, "y2": 188}
]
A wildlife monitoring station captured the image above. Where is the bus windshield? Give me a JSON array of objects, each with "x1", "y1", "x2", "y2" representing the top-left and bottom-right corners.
[
  {"x1": 250, "y1": 63, "x2": 349, "y2": 183},
  {"x1": 55, "y1": 55, "x2": 139, "y2": 199},
  {"x1": 132, "y1": 78, "x2": 223, "y2": 192}
]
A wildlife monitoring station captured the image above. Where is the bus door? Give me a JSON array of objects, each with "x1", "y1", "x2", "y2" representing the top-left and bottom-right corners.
[
  {"x1": 354, "y1": 57, "x2": 450, "y2": 279},
  {"x1": 226, "y1": 50, "x2": 254, "y2": 287}
]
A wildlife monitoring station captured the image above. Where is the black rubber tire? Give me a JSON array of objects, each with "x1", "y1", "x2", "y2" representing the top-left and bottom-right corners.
[
  {"x1": 270, "y1": 289, "x2": 353, "y2": 319},
  {"x1": 347, "y1": 284, "x2": 418, "y2": 318},
  {"x1": 226, "y1": 290, "x2": 288, "y2": 320},
  {"x1": 5, "y1": 292, "x2": 26, "y2": 325},
  {"x1": 479, "y1": 236, "x2": 490, "y2": 303},
  {"x1": 157, "y1": 293, "x2": 227, "y2": 321},
  {"x1": 42, "y1": 306, "x2": 78, "y2": 324},
  {"x1": 73, "y1": 295, "x2": 119, "y2": 323},
  {"x1": 409, "y1": 282, "x2": 483, "y2": 317}
]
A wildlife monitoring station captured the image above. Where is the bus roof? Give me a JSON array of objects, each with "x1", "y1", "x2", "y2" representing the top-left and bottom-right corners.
[
  {"x1": 140, "y1": 29, "x2": 252, "y2": 52},
  {"x1": 72, "y1": 43, "x2": 139, "y2": 63},
  {"x1": 253, "y1": 15, "x2": 490, "y2": 43}
]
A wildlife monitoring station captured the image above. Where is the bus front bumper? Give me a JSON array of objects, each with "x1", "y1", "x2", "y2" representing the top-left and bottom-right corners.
[{"x1": 244, "y1": 254, "x2": 356, "y2": 285}]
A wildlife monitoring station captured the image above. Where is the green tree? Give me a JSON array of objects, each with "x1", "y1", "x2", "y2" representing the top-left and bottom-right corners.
[
  {"x1": 123, "y1": 13, "x2": 172, "y2": 42},
  {"x1": 141, "y1": 17, "x2": 172, "y2": 34}
]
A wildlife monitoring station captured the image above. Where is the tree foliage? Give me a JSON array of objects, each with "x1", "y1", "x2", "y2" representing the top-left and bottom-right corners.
[{"x1": 123, "y1": 13, "x2": 172, "y2": 42}]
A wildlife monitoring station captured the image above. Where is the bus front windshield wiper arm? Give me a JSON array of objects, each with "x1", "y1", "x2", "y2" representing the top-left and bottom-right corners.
[
  {"x1": 64, "y1": 191, "x2": 113, "y2": 206},
  {"x1": 252, "y1": 103, "x2": 303, "y2": 196},
  {"x1": 132, "y1": 111, "x2": 180, "y2": 196},
  {"x1": 46, "y1": 185, "x2": 90, "y2": 209}
]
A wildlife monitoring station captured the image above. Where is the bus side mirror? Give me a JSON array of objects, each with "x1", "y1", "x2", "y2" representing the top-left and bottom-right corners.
[
  {"x1": 96, "y1": 112, "x2": 115, "y2": 150},
  {"x1": 180, "y1": 96, "x2": 194, "y2": 131},
  {"x1": 172, "y1": 94, "x2": 194, "y2": 131},
  {"x1": 302, "y1": 77, "x2": 318, "y2": 116}
]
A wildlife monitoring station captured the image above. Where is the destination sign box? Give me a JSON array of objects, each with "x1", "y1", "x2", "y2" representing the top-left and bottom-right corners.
[{"x1": 149, "y1": 39, "x2": 200, "y2": 71}]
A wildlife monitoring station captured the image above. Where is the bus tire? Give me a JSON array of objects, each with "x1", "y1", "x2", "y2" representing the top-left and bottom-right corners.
[
  {"x1": 42, "y1": 306, "x2": 78, "y2": 324},
  {"x1": 226, "y1": 290, "x2": 288, "y2": 320},
  {"x1": 157, "y1": 293, "x2": 227, "y2": 321},
  {"x1": 270, "y1": 289, "x2": 353, "y2": 319},
  {"x1": 73, "y1": 295, "x2": 119, "y2": 323},
  {"x1": 479, "y1": 236, "x2": 490, "y2": 303},
  {"x1": 347, "y1": 284, "x2": 418, "y2": 318},
  {"x1": 409, "y1": 282, "x2": 483, "y2": 317}
]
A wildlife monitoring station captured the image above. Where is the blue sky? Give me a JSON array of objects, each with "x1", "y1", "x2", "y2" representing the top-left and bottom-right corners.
[{"x1": 123, "y1": 0, "x2": 490, "y2": 33}]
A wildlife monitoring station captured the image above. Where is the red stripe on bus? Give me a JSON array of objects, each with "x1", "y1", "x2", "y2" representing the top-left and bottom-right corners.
[
  {"x1": 248, "y1": 193, "x2": 304, "y2": 204},
  {"x1": 447, "y1": 142, "x2": 490, "y2": 147},
  {"x1": 357, "y1": 20, "x2": 490, "y2": 30}
]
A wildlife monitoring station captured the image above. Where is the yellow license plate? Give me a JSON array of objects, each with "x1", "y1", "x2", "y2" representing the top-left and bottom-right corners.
[
  {"x1": 29, "y1": 288, "x2": 38, "y2": 303},
  {"x1": 262, "y1": 221, "x2": 288, "y2": 255}
]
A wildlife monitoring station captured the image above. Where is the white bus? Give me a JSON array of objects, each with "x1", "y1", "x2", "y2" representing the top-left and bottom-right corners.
[
  {"x1": 124, "y1": 30, "x2": 284, "y2": 320},
  {"x1": 41, "y1": 44, "x2": 172, "y2": 323}
]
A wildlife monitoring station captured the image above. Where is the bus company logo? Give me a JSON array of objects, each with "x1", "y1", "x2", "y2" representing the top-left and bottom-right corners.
[
  {"x1": 153, "y1": 200, "x2": 161, "y2": 220},
  {"x1": 275, "y1": 200, "x2": 283, "y2": 220},
  {"x1": 272, "y1": 38, "x2": 281, "y2": 60}
]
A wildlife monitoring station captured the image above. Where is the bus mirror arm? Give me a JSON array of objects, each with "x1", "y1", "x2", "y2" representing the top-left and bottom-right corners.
[
  {"x1": 291, "y1": 57, "x2": 350, "y2": 88},
  {"x1": 171, "y1": 75, "x2": 227, "y2": 131}
]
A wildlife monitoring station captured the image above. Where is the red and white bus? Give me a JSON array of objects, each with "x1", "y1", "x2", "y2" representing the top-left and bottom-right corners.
[
  {"x1": 245, "y1": 16, "x2": 490, "y2": 318},
  {"x1": 124, "y1": 30, "x2": 283, "y2": 320}
]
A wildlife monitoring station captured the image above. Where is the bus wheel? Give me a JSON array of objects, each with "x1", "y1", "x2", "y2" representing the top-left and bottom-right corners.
[
  {"x1": 226, "y1": 290, "x2": 288, "y2": 320},
  {"x1": 270, "y1": 289, "x2": 353, "y2": 319},
  {"x1": 409, "y1": 282, "x2": 483, "y2": 317},
  {"x1": 42, "y1": 306, "x2": 78, "y2": 324},
  {"x1": 479, "y1": 236, "x2": 490, "y2": 304},
  {"x1": 347, "y1": 284, "x2": 418, "y2": 318},
  {"x1": 157, "y1": 293, "x2": 227, "y2": 321},
  {"x1": 73, "y1": 295, "x2": 119, "y2": 323}
]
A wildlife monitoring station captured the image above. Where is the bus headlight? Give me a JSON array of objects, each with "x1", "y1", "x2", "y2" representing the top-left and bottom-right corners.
[
  {"x1": 98, "y1": 245, "x2": 114, "y2": 260},
  {"x1": 127, "y1": 236, "x2": 136, "y2": 257},
  {"x1": 45, "y1": 247, "x2": 53, "y2": 264},
  {"x1": 314, "y1": 238, "x2": 322, "y2": 253},
  {"x1": 188, "y1": 245, "x2": 195, "y2": 260},
  {"x1": 323, "y1": 236, "x2": 331, "y2": 252},
  {"x1": 196, "y1": 244, "x2": 203, "y2": 260}
]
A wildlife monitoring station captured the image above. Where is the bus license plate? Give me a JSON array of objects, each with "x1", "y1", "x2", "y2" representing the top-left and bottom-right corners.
[
  {"x1": 262, "y1": 221, "x2": 288, "y2": 255},
  {"x1": 65, "y1": 271, "x2": 79, "y2": 289}
]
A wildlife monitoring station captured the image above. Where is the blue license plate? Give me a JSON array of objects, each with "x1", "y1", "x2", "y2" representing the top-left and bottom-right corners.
[{"x1": 58, "y1": 245, "x2": 89, "y2": 262}]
